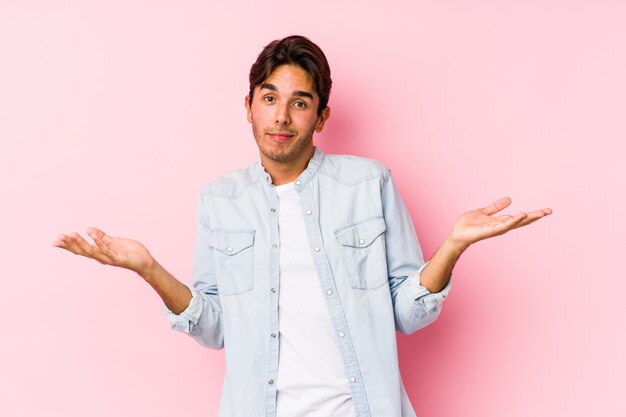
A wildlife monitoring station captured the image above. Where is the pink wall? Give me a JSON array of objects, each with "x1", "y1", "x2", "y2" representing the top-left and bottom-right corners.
[{"x1": 2, "y1": 1, "x2": 624, "y2": 416}]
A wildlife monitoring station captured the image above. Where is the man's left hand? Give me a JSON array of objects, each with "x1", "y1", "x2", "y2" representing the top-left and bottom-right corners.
[{"x1": 447, "y1": 197, "x2": 552, "y2": 251}]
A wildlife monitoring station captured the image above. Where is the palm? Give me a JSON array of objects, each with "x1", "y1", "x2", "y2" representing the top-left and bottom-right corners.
[
  {"x1": 94, "y1": 234, "x2": 151, "y2": 269},
  {"x1": 449, "y1": 197, "x2": 552, "y2": 248},
  {"x1": 53, "y1": 227, "x2": 153, "y2": 273}
]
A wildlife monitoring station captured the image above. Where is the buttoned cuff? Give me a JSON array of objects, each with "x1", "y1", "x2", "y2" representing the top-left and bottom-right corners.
[
  {"x1": 162, "y1": 286, "x2": 203, "y2": 335},
  {"x1": 404, "y1": 262, "x2": 452, "y2": 313}
]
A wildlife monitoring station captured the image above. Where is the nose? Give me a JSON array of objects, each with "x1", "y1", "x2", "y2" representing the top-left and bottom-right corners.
[{"x1": 275, "y1": 103, "x2": 291, "y2": 125}]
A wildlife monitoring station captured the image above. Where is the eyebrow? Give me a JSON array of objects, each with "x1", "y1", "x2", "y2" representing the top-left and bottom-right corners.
[{"x1": 260, "y1": 83, "x2": 314, "y2": 100}]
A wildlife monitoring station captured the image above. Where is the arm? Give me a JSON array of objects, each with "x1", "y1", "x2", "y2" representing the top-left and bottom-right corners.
[
  {"x1": 141, "y1": 260, "x2": 192, "y2": 314},
  {"x1": 382, "y1": 171, "x2": 552, "y2": 335},
  {"x1": 53, "y1": 195, "x2": 225, "y2": 349}
]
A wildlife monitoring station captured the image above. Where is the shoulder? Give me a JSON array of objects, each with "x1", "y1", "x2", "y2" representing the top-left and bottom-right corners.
[
  {"x1": 199, "y1": 161, "x2": 260, "y2": 199},
  {"x1": 320, "y1": 153, "x2": 391, "y2": 185}
]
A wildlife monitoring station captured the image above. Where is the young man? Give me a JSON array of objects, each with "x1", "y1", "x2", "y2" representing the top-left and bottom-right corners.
[{"x1": 53, "y1": 36, "x2": 552, "y2": 417}]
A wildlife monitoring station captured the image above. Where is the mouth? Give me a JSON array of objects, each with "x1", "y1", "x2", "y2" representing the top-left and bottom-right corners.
[{"x1": 267, "y1": 132, "x2": 295, "y2": 142}]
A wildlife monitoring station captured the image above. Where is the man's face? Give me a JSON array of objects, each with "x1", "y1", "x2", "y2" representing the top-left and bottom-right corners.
[{"x1": 245, "y1": 64, "x2": 330, "y2": 165}]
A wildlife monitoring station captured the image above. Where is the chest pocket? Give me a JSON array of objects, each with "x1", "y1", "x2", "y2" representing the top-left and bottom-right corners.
[
  {"x1": 208, "y1": 229, "x2": 255, "y2": 295},
  {"x1": 335, "y1": 217, "x2": 388, "y2": 289}
]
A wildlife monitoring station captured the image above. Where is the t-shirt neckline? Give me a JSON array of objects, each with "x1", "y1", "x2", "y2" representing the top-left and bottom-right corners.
[{"x1": 275, "y1": 180, "x2": 296, "y2": 193}]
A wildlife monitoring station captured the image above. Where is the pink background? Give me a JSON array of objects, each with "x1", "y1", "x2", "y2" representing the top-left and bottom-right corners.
[{"x1": 1, "y1": 1, "x2": 624, "y2": 416}]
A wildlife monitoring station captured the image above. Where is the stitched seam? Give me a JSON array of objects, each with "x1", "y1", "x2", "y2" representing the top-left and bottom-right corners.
[
  {"x1": 319, "y1": 171, "x2": 385, "y2": 187},
  {"x1": 333, "y1": 215, "x2": 384, "y2": 234},
  {"x1": 202, "y1": 176, "x2": 261, "y2": 199}
]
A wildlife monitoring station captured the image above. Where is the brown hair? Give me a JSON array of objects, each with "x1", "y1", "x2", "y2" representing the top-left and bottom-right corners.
[{"x1": 248, "y1": 35, "x2": 332, "y2": 115}]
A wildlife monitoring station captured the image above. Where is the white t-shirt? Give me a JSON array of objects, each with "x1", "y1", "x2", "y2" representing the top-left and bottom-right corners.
[{"x1": 275, "y1": 181, "x2": 356, "y2": 417}]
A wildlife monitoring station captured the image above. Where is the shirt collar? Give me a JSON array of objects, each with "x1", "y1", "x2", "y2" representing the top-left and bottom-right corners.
[{"x1": 256, "y1": 146, "x2": 325, "y2": 192}]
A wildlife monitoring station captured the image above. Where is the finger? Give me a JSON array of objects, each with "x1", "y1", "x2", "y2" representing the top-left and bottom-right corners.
[
  {"x1": 81, "y1": 231, "x2": 117, "y2": 263},
  {"x1": 92, "y1": 236, "x2": 116, "y2": 262},
  {"x1": 81, "y1": 237, "x2": 115, "y2": 265},
  {"x1": 495, "y1": 212, "x2": 528, "y2": 232},
  {"x1": 509, "y1": 208, "x2": 552, "y2": 220},
  {"x1": 509, "y1": 210, "x2": 551, "y2": 229},
  {"x1": 517, "y1": 217, "x2": 542, "y2": 228},
  {"x1": 53, "y1": 233, "x2": 68, "y2": 247},
  {"x1": 481, "y1": 197, "x2": 512, "y2": 216},
  {"x1": 54, "y1": 233, "x2": 111, "y2": 264},
  {"x1": 69, "y1": 232, "x2": 96, "y2": 257},
  {"x1": 87, "y1": 227, "x2": 114, "y2": 244},
  {"x1": 493, "y1": 214, "x2": 512, "y2": 222},
  {"x1": 91, "y1": 247, "x2": 114, "y2": 265},
  {"x1": 56, "y1": 233, "x2": 87, "y2": 255},
  {"x1": 527, "y1": 208, "x2": 553, "y2": 217},
  {"x1": 53, "y1": 234, "x2": 70, "y2": 249}
]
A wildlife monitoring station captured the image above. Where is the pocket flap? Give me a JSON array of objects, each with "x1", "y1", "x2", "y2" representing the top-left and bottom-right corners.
[
  {"x1": 208, "y1": 229, "x2": 255, "y2": 255},
  {"x1": 335, "y1": 217, "x2": 387, "y2": 248}
]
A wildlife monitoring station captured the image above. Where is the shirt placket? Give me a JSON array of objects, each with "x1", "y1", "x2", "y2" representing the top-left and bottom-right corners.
[
  {"x1": 266, "y1": 182, "x2": 281, "y2": 417},
  {"x1": 295, "y1": 178, "x2": 371, "y2": 417}
]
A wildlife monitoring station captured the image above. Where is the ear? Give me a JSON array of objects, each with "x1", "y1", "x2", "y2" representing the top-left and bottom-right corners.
[
  {"x1": 315, "y1": 106, "x2": 331, "y2": 133},
  {"x1": 245, "y1": 95, "x2": 253, "y2": 123}
]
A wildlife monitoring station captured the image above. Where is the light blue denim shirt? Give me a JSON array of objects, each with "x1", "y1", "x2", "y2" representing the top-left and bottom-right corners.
[{"x1": 164, "y1": 146, "x2": 451, "y2": 417}]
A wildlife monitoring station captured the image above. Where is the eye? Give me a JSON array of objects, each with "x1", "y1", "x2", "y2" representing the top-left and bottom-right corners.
[
  {"x1": 293, "y1": 101, "x2": 307, "y2": 109},
  {"x1": 263, "y1": 96, "x2": 275, "y2": 103}
]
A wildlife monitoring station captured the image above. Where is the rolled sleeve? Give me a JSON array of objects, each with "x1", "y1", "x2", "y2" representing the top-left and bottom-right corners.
[
  {"x1": 392, "y1": 262, "x2": 452, "y2": 334},
  {"x1": 163, "y1": 286, "x2": 204, "y2": 335},
  {"x1": 406, "y1": 262, "x2": 452, "y2": 313}
]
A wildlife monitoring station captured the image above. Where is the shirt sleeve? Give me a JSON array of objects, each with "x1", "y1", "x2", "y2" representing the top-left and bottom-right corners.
[
  {"x1": 162, "y1": 286, "x2": 204, "y2": 334},
  {"x1": 162, "y1": 194, "x2": 225, "y2": 349},
  {"x1": 381, "y1": 169, "x2": 452, "y2": 335},
  {"x1": 393, "y1": 262, "x2": 452, "y2": 334}
]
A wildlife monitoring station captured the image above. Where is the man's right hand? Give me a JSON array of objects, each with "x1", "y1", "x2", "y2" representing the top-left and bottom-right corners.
[
  {"x1": 53, "y1": 227, "x2": 155, "y2": 276},
  {"x1": 54, "y1": 227, "x2": 193, "y2": 315}
]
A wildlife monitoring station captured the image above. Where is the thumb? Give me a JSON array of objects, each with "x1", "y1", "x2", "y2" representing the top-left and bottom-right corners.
[{"x1": 481, "y1": 196, "x2": 512, "y2": 216}]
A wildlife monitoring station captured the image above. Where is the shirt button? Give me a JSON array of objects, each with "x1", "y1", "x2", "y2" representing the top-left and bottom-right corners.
[
  {"x1": 358, "y1": 239, "x2": 365, "y2": 245},
  {"x1": 306, "y1": 209, "x2": 312, "y2": 215},
  {"x1": 226, "y1": 246, "x2": 233, "y2": 252},
  {"x1": 314, "y1": 246, "x2": 320, "y2": 252},
  {"x1": 350, "y1": 377, "x2": 357, "y2": 383},
  {"x1": 326, "y1": 289, "x2": 333, "y2": 296},
  {"x1": 273, "y1": 244, "x2": 278, "y2": 249},
  {"x1": 339, "y1": 332, "x2": 345, "y2": 338},
  {"x1": 268, "y1": 379, "x2": 274, "y2": 385},
  {"x1": 295, "y1": 180, "x2": 301, "y2": 186},
  {"x1": 270, "y1": 208, "x2": 276, "y2": 212},
  {"x1": 271, "y1": 288, "x2": 277, "y2": 293},
  {"x1": 271, "y1": 333, "x2": 277, "y2": 338}
]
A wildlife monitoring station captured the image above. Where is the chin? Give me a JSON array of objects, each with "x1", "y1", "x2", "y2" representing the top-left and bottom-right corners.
[{"x1": 262, "y1": 150, "x2": 293, "y2": 162}]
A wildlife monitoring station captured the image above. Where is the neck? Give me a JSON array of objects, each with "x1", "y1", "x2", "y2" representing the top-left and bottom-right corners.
[{"x1": 261, "y1": 146, "x2": 315, "y2": 186}]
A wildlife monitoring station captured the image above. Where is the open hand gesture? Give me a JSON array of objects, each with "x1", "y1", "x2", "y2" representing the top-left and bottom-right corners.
[
  {"x1": 53, "y1": 227, "x2": 154, "y2": 274},
  {"x1": 448, "y1": 197, "x2": 552, "y2": 250}
]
